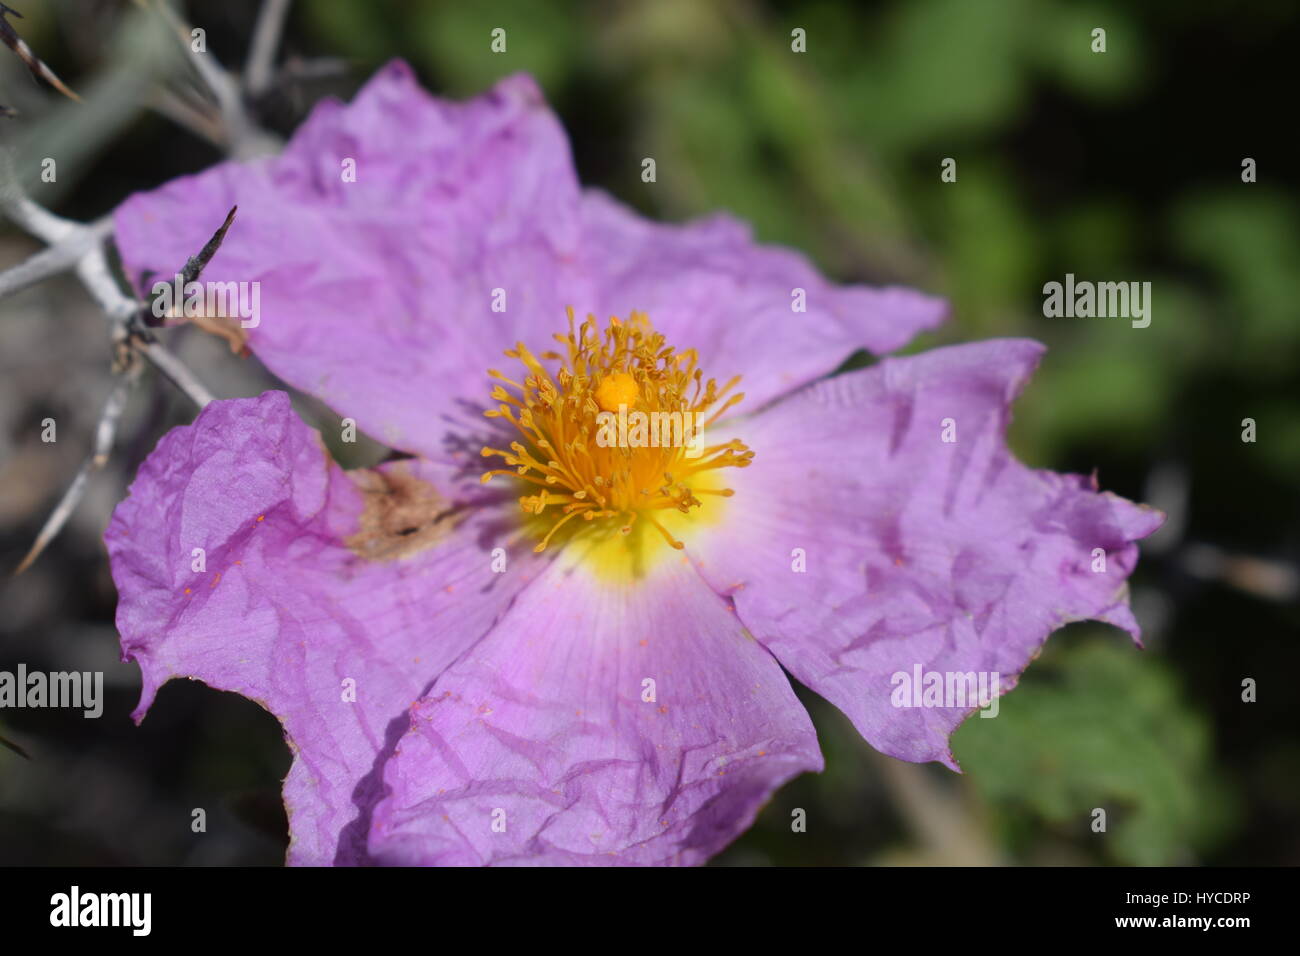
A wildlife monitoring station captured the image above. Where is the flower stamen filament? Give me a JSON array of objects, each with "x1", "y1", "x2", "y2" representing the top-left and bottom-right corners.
[{"x1": 480, "y1": 309, "x2": 753, "y2": 553}]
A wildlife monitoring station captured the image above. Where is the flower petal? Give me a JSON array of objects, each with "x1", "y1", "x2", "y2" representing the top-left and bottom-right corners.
[
  {"x1": 105, "y1": 391, "x2": 542, "y2": 863},
  {"x1": 683, "y1": 340, "x2": 1165, "y2": 769},
  {"x1": 367, "y1": 556, "x2": 822, "y2": 865},
  {"x1": 113, "y1": 61, "x2": 587, "y2": 460},
  {"x1": 579, "y1": 190, "x2": 947, "y2": 412},
  {"x1": 113, "y1": 62, "x2": 944, "y2": 459}
]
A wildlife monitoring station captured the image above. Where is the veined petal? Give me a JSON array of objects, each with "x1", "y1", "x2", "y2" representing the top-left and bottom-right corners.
[
  {"x1": 682, "y1": 340, "x2": 1165, "y2": 769},
  {"x1": 105, "y1": 391, "x2": 541, "y2": 863},
  {"x1": 367, "y1": 555, "x2": 823, "y2": 866},
  {"x1": 113, "y1": 63, "x2": 945, "y2": 461},
  {"x1": 113, "y1": 61, "x2": 586, "y2": 460},
  {"x1": 578, "y1": 190, "x2": 947, "y2": 414}
]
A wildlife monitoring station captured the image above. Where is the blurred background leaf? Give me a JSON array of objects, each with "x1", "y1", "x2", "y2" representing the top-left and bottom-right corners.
[{"x1": 953, "y1": 633, "x2": 1235, "y2": 866}]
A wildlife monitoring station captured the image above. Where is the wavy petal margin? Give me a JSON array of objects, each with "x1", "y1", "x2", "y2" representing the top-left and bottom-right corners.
[{"x1": 683, "y1": 340, "x2": 1164, "y2": 769}]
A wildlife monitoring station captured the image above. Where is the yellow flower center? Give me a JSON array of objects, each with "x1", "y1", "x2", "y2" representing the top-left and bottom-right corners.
[{"x1": 480, "y1": 309, "x2": 753, "y2": 554}]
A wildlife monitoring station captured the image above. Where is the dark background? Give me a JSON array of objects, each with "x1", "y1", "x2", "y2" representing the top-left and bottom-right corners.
[{"x1": 0, "y1": 0, "x2": 1296, "y2": 865}]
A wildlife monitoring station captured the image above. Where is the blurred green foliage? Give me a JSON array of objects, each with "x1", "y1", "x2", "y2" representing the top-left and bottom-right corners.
[{"x1": 953, "y1": 634, "x2": 1235, "y2": 865}]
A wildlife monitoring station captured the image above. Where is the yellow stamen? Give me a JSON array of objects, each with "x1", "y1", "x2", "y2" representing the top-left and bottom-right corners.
[{"x1": 480, "y1": 309, "x2": 752, "y2": 554}]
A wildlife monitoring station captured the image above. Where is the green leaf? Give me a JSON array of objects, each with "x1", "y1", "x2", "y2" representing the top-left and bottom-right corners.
[
  {"x1": 1173, "y1": 190, "x2": 1300, "y2": 364},
  {"x1": 953, "y1": 633, "x2": 1235, "y2": 865}
]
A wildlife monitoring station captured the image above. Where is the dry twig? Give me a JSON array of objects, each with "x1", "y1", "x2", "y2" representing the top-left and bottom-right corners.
[
  {"x1": 2, "y1": 155, "x2": 235, "y2": 572},
  {"x1": 0, "y1": 2, "x2": 82, "y2": 115},
  {"x1": 244, "y1": 0, "x2": 292, "y2": 97},
  {"x1": 3, "y1": 1, "x2": 293, "y2": 571}
]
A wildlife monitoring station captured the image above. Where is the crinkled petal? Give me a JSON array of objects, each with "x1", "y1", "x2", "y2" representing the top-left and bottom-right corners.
[
  {"x1": 114, "y1": 62, "x2": 587, "y2": 459},
  {"x1": 367, "y1": 555, "x2": 823, "y2": 865},
  {"x1": 113, "y1": 62, "x2": 944, "y2": 460},
  {"x1": 578, "y1": 190, "x2": 947, "y2": 412},
  {"x1": 683, "y1": 340, "x2": 1165, "y2": 769},
  {"x1": 105, "y1": 391, "x2": 542, "y2": 863}
]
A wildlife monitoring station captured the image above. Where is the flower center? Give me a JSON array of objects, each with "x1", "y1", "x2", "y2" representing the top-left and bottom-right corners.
[{"x1": 481, "y1": 309, "x2": 753, "y2": 553}]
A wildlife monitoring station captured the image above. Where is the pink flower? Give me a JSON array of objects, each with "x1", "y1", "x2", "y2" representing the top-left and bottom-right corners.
[{"x1": 107, "y1": 62, "x2": 1162, "y2": 865}]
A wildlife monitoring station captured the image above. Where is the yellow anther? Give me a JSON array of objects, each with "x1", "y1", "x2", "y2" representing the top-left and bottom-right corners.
[{"x1": 480, "y1": 308, "x2": 750, "y2": 552}]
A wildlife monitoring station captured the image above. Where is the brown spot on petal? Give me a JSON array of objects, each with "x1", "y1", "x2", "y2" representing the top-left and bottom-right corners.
[
  {"x1": 159, "y1": 307, "x2": 251, "y2": 356},
  {"x1": 190, "y1": 313, "x2": 251, "y2": 356},
  {"x1": 346, "y1": 463, "x2": 457, "y2": 561}
]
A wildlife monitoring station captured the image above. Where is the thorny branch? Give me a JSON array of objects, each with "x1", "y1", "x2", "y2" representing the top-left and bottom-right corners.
[
  {"x1": 179, "y1": 204, "x2": 237, "y2": 287},
  {"x1": 13, "y1": 363, "x2": 141, "y2": 575},
  {"x1": 0, "y1": 1, "x2": 81, "y2": 115},
  {"x1": 244, "y1": 0, "x2": 293, "y2": 98},
  {"x1": 0, "y1": 215, "x2": 110, "y2": 297},
  {"x1": 1, "y1": 0, "x2": 302, "y2": 572},
  {"x1": 2, "y1": 159, "x2": 231, "y2": 573},
  {"x1": 142, "y1": 0, "x2": 281, "y2": 159}
]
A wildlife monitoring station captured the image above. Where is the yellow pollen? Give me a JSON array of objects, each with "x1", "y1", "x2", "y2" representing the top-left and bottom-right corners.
[
  {"x1": 595, "y1": 371, "x2": 638, "y2": 413},
  {"x1": 480, "y1": 308, "x2": 753, "y2": 554}
]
